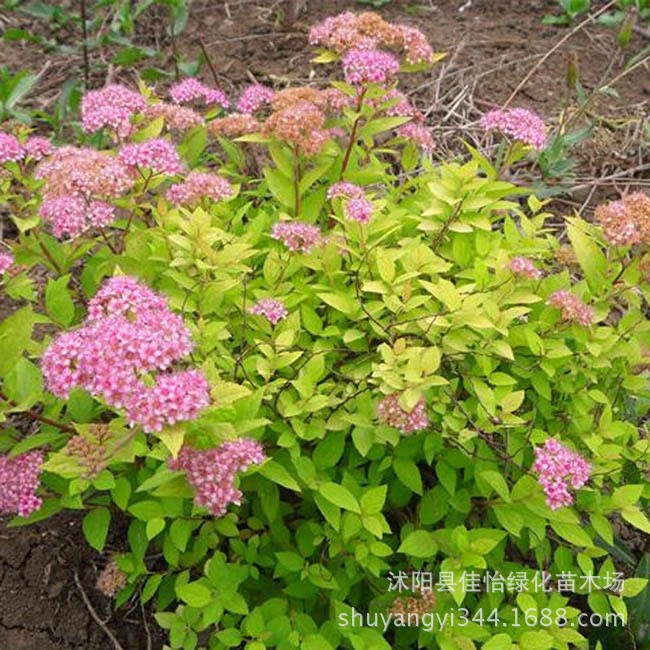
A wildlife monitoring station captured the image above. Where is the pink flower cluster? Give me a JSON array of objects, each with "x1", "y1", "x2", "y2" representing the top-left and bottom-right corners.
[
  {"x1": 81, "y1": 84, "x2": 146, "y2": 138},
  {"x1": 23, "y1": 136, "x2": 53, "y2": 161},
  {"x1": 0, "y1": 251, "x2": 13, "y2": 274},
  {"x1": 271, "y1": 221, "x2": 324, "y2": 253},
  {"x1": 533, "y1": 439, "x2": 590, "y2": 510},
  {"x1": 342, "y1": 48, "x2": 400, "y2": 86},
  {"x1": 377, "y1": 394, "x2": 428, "y2": 434},
  {"x1": 37, "y1": 146, "x2": 133, "y2": 199},
  {"x1": 548, "y1": 290, "x2": 593, "y2": 326},
  {"x1": 0, "y1": 132, "x2": 24, "y2": 163},
  {"x1": 169, "y1": 78, "x2": 229, "y2": 109},
  {"x1": 327, "y1": 181, "x2": 373, "y2": 223},
  {"x1": 0, "y1": 133, "x2": 53, "y2": 164},
  {"x1": 309, "y1": 11, "x2": 434, "y2": 65},
  {"x1": 166, "y1": 171, "x2": 234, "y2": 207},
  {"x1": 40, "y1": 196, "x2": 115, "y2": 238},
  {"x1": 126, "y1": 370, "x2": 210, "y2": 433},
  {"x1": 169, "y1": 438, "x2": 266, "y2": 516},
  {"x1": 594, "y1": 193, "x2": 650, "y2": 247},
  {"x1": 481, "y1": 108, "x2": 547, "y2": 151},
  {"x1": 249, "y1": 298, "x2": 288, "y2": 325},
  {"x1": 0, "y1": 451, "x2": 44, "y2": 517},
  {"x1": 509, "y1": 256, "x2": 542, "y2": 279},
  {"x1": 209, "y1": 113, "x2": 260, "y2": 138},
  {"x1": 36, "y1": 146, "x2": 133, "y2": 238},
  {"x1": 144, "y1": 102, "x2": 205, "y2": 131},
  {"x1": 118, "y1": 138, "x2": 184, "y2": 175},
  {"x1": 263, "y1": 100, "x2": 330, "y2": 156},
  {"x1": 236, "y1": 84, "x2": 275, "y2": 114},
  {"x1": 397, "y1": 123, "x2": 434, "y2": 151},
  {"x1": 42, "y1": 276, "x2": 209, "y2": 432}
]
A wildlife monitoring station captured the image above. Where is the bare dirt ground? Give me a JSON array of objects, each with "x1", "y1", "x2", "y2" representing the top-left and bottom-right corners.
[{"x1": 0, "y1": 1, "x2": 648, "y2": 648}]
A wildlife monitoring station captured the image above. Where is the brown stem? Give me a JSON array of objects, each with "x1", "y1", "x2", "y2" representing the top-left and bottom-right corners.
[
  {"x1": 195, "y1": 37, "x2": 220, "y2": 87},
  {"x1": 98, "y1": 227, "x2": 118, "y2": 254},
  {"x1": 340, "y1": 88, "x2": 367, "y2": 178},
  {"x1": 0, "y1": 388, "x2": 76, "y2": 434},
  {"x1": 293, "y1": 145, "x2": 301, "y2": 217},
  {"x1": 80, "y1": 0, "x2": 90, "y2": 89},
  {"x1": 35, "y1": 230, "x2": 64, "y2": 275},
  {"x1": 169, "y1": 6, "x2": 180, "y2": 81}
]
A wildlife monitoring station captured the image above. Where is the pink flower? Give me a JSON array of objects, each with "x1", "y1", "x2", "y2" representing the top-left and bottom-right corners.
[
  {"x1": 509, "y1": 256, "x2": 542, "y2": 280},
  {"x1": 0, "y1": 451, "x2": 44, "y2": 516},
  {"x1": 548, "y1": 290, "x2": 593, "y2": 326},
  {"x1": 591, "y1": 193, "x2": 650, "y2": 248},
  {"x1": 533, "y1": 439, "x2": 590, "y2": 510},
  {"x1": 327, "y1": 182, "x2": 373, "y2": 223},
  {"x1": 0, "y1": 252, "x2": 13, "y2": 274},
  {"x1": 39, "y1": 195, "x2": 116, "y2": 238},
  {"x1": 144, "y1": 103, "x2": 205, "y2": 131},
  {"x1": 377, "y1": 394, "x2": 428, "y2": 434},
  {"x1": 0, "y1": 132, "x2": 24, "y2": 163},
  {"x1": 127, "y1": 370, "x2": 210, "y2": 433},
  {"x1": 327, "y1": 181, "x2": 365, "y2": 201},
  {"x1": 169, "y1": 78, "x2": 229, "y2": 109},
  {"x1": 481, "y1": 108, "x2": 547, "y2": 151},
  {"x1": 236, "y1": 84, "x2": 275, "y2": 114},
  {"x1": 87, "y1": 275, "x2": 169, "y2": 320},
  {"x1": 42, "y1": 276, "x2": 208, "y2": 432},
  {"x1": 344, "y1": 196, "x2": 373, "y2": 223},
  {"x1": 81, "y1": 84, "x2": 146, "y2": 137},
  {"x1": 36, "y1": 146, "x2": 133, "y2": 199},
  {"x1": 249, "y1": 298, "x2": 288, "y2": 325},
  {"x1": 379, "y1": 89, "x2": 423, "y2": 122},
  {"x1": 23, "y1": 136, "x2": 53, "y2": 161},
  {"x1": 397, "y1": 25, "x2": 435, "y2": 65},
  {"x1": 342, "y1": 48, "x2": 400, "y2": 86},
  {"x1": 397, "y1": 123, "x2": 434, "y2": 151},
  {"x1": 271, "y1": 221, "x2": 324, "y2": 253},
  {"x1": 118, "y1": 139, "x2": 184, "y2": 175},
  {"x1": 166, "y1": 171, "x2": 233, "y2": 207},
  {"x1": 169, "y1": 439, "x2": 266, "y2": 516}
]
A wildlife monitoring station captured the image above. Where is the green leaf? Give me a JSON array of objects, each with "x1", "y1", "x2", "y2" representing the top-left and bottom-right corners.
[
  {"x1": 111, "y1": 477, "x2": 132, "y2": 510},
  {"x1": 398, "y1": 530, "x2": 438, "y2": 558},
  {"x1": 0, "y1": 306, "x2": 35, "y2": 376},
  {"x1": 45, "y1": 275, "x2": 75, "y2": 326},
  {"x1": 275, "y1": 551, "x2": 304, "y2": 572},
  {"x1": 176, "y1": 581, "x2": 212, "y2": 608},
  {"x1": 393, "y1": 458, "x2": 423, "y2": 495},
  {"x1": 129, "y1": 500, "x2": 165, "y2": 521},
  {"x1": 621, "y1": 507, "x2": 650, "y2": 534},
  {"x1": 141, "y1": 574, "x2": 163, "y2": 604},
  {"x1": 320, "y1": 482, "x2": 360, "y2": 513},
  {"x1": 259, "y1": 460, "x2": 301, "y2": 492},
  {"x1": 169, "y1": 519, "x2": 193, "y2": 551},
  {"x1": 3, "y1": 358, "x2": 43, "y2": 409},
  {"x1": 146, "y1": 517, "x2": 165, "y2": 540},
  {"x1": 82, "y1": 507, "x2": 111, "y2": 552},
  {"x1": 360, "y1": 485, "x2": 387, "y2": 515},
  {"x1": 478, "y1": 470, "x2": 510, "y2": 501},
  {"x1": 566, "y1": 218, "x2": 607, "y2": 292},
  {"x1": 551, "y1": 522, "x2": 594, "y2": 547},
  {"x1": 263, "y1": 166, "x2": 294, "y2": 209}
]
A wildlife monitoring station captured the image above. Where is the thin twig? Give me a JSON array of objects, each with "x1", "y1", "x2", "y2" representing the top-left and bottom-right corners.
[
  {"x1": 502, "y1": 0, "x2": 616, "y2": 108},
  {"x1": 0, "y1": 389, "x2": 76, "y2": 434},
  {"x1": 73, "y1": 570, "x2": 125, "y2": 650},
  {"x1": 195, "y1": 36, "x2": 220, "y2": 87},
  {"x1": 80, "y1": 0, "x2": 90, "y2": 89}
]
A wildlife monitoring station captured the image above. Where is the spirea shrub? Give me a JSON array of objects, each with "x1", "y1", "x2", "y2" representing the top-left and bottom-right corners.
[{"x1": 0, "y1": 10, "x2": 649, "y2": 650}]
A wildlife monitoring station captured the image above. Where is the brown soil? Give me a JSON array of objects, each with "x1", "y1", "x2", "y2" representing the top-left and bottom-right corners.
[
  {"x1": 0, "y1": 1, "x2": 648, "y2": 648},
  {"x1": 0, "y1": 513, "x2": 165, "y2": 649}
]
